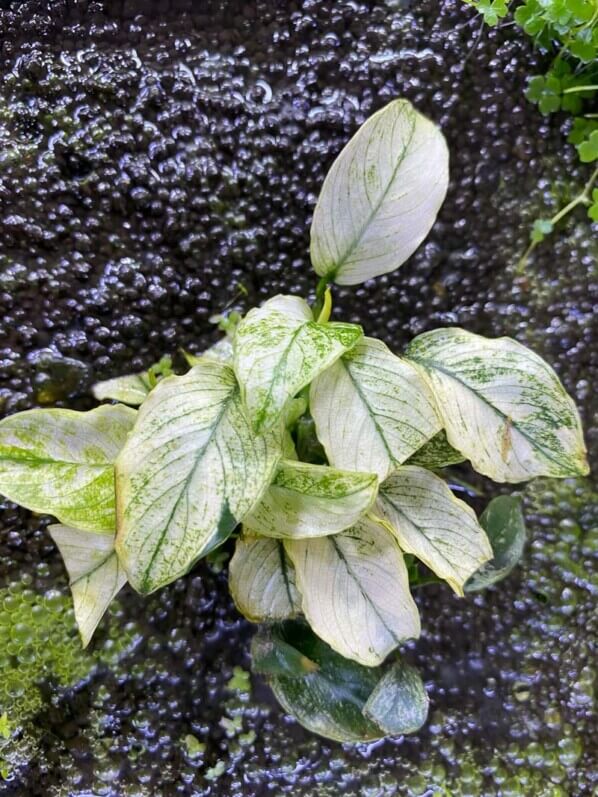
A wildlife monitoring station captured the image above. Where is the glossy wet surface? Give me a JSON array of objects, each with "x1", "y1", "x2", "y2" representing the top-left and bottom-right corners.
[{"x1": 0, "y1": 1, "x2": 596, "y2": 794}]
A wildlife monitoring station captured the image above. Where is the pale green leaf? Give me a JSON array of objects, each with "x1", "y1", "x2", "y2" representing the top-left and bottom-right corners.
[
  {"x1": 310, "y1": 337, "x2": 441, "y2": 481},
  {"x1": 376, "y1": 466, "x2": 492, "y2": 596},
  {"x1": 49, "y1": 523, "x2": 127, "y2": 647},
  {"x1": 233, "y1": 295, "x2": 362, "y2": 433},
  {"x1": 0, "y1": 404, "x2": 136, "y2": 533},
  {"x1": 93, "y1": 372, "x2": 152, "y2": 406},
  {"x1": 406, "y1": 430, "x2": 465, "y2": 469},
  {"x1": 184, "y1": 336, "x2": 234, "y2": 367},
  {"x1": 285, "y1": 518, "x2": 420, "y2": 666},
  {"x1": 363, "y1": 659, "x2": 429, "y2": 735},
  {"x1": 115, "y1": 361, "x2": 282, "y2": 594},
  {"x1": 310, "y1": 98, "x2": 449, "y2": 285},
  {"x1": 244, "y1": 459, "x2": 378, "y2": 539},
  {"x1": 406, "y1": 328, "x2": 589, "y2": 482},
  {"x1": 229, "y1": 534, "x2": 301, "y2": 622}
]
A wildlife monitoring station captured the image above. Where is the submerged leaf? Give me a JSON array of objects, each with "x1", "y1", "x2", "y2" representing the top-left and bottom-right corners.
[
  {"x1": 49, "y1": 524, "x2": 127, "y2": 647},
  {"x1": 406, "y1": 328, "x2": 589, "y2": 482},
  {"x1": 244, "y1": 459, "x2": 378, "y2": 538},
  {"x1": 310, "y1": 98, "x2": 449, "y2": 285},
  {"x1": 115, "y1": 361, "x2": 282, "y2": 594},
  {"x1": 363, "y1": 659, "x2": 428, "y2": 735},
  {"x1": 377, "y1": 466, "x2": 492, "y2": 596},
  {"x1": 233, "y1": 295, "x2": 362, "y2": 433},
  {"x1": 285, "y1": 517, "x2": 420, "y2": 666},
  {"x1": 465, "y1": 495, "x2": 527, "y2": 592},
  {"x1": 0, "y1": 404, "x2": 136, "y2": 533},
  {"x1": 310, "y1": 337, "x2": 441, "y2": 481},
  {"x1": 229, "y1": 535, "x2": 301, "y2": 622}
]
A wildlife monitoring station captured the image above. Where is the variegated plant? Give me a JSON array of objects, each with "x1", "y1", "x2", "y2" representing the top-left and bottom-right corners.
[{"x1": 0, "y1": 100, "x2": 589, "y2": 743}]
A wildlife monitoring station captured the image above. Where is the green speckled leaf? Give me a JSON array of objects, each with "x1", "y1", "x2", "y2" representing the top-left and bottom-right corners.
[
  {"x1": 465, "y1": 495, "x2": 527, "y2": 592},
  {"x1": 257, "y1": 621, "x2": 382, "y2": 742},
  {"x1": 406, "y1": 430, "x2": 465, "y2": 469},
  {"x1": 0, "y1": 404, "x2": 136, "y2": 533},
  {"x1": 233, "y1": 295, "x2": 362, "y2": 433},
  {"x1": 363, "y1": 659, "x2": 429, "y2": 735},
  {"x1": 310, "y1": 99, "x2": 449, "y2": 285},
  {"x1": 376, "y1": 466, "x2": 492, "y2": 596},
  {"x1": 49, "y1": 524, "x2": 127, "y2": 647},
  {"x1": 115, "y1": 361, "x2": 282, "y2": 594},
  {"x1": 310, "y1": 337, "x2": 441, "y2": 481},
  {"x1": 229, "y1": 534, "x2": 301, "y2": 622},
  {"x1": 406, "y1": 328, "x2": 589, "y2": 483},
  {"x1": 285, "y1": 517, "x2": 420, "y2": 666},
  {"x1": 93, "y1": 372, "x2": 152, "y2": 406},
  {"x1": 244, "y1": 459, "x2": 378, "y2": 538}
]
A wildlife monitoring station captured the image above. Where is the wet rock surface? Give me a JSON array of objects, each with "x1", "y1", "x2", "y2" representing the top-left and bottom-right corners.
[{"x1": 0, "y1": 0, "x2": 596, "y2": 794}]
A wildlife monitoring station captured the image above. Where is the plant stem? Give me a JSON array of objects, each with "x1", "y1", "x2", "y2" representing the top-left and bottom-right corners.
[
  {"x1": 517, "y1": 165, "x2": 598, "y2": 272},
  {"x1": 562, "y1": 84, "x2": 598, "y2": 94},
  {"x1": 313, "y1": 276, "x2": 331, "y2": 319},
  {"x1": 316, "y1": 287, "x2": 332, "y2": 324}
]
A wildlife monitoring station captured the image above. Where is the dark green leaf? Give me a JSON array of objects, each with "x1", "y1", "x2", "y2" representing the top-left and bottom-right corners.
[
  {"x1": 465, "y1": 495, "x2": 526, "y2": 592},
  {"x1": 255, "y1": 621, "x2": 430, "y2": 742},
  {"x1": 260, "y1": 621, "x2": 382, "y2": 742}
]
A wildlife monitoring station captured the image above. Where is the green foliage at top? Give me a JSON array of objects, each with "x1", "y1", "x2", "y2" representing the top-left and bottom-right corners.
[
  {"x1": 464, "y1": 0, "x2": 598, "y2": 265},
  {"x1": 0, "y1": 99, "x2": 589, "y2": 742}
]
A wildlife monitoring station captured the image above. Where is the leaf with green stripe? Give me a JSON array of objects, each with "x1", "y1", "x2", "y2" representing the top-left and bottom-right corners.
[
  {"x1": 233, "y1": 295, "x2": 362, "y2": 433},
  {"x1": 229, "y1": 534, "x2": 301, "y2": 622},
  {"x1": 285, "y1": 517, "x2": 420, "y2": 666},
  {"x1": 115, "y1": 360, "x2": 282, "y2": 594},
  {"x1": 0, "y1": 404, "x2": 136, "y2": 533},
  {"x1": 310, "y1": 337, "x2": 441, "y2": 481},
  {"x1": 244, "y1": 459, "x2": 378, "y2": 538},
  {"x1": 376, "y1": 466, "x2": 492, "y2": 596},
  {"x1": 49, "y1": 523, "x2": 127, "y2": 647},
  {"x1": 406, "y1": 328, "x2": 589, "y2": 482},
  {"x1": 310, "y1": 98, "x2": 449, "y2": 285}
]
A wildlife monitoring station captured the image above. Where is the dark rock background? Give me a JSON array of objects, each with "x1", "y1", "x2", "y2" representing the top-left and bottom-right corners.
[{"x1": 0, "y1": 0, "x2": 596, "y2": 795}]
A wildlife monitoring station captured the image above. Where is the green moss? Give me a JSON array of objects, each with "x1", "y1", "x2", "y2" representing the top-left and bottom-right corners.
[{"x1": 0, "y1": 577, "x2": 139, "y2": 780}]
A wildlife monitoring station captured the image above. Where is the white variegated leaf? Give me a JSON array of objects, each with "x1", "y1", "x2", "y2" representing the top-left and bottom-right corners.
[
  {"x1": 49, "y1": 524, "x2": 127, "y2": 647},
  {"x1": 244, "y1": 459, "x2": 378, "y2": 539},
  {"x1": 229, "y1": 534, "x2": 301, "y2": 622},
  {"x1": 310, "y1": 99, "x2": 449, "y2": 285},
  {"x1": 233, "y1": 295, "x2": 362, "y2": 433},
  {"x1": 0, "y1": 404, "x2": 136, "y2": 533},
  {"x1": 376, "y1": 466, "x2": 492, "y2": 596},
  {"x1": 285, "y1": 518, "x2": 420, "y2": 666},
  {"x1": 115, "y1": 360, "x2": 282, "y2": 594},
  {"x1": 93, "y1": 372, "x2": 152, "y2": 406},
  {"x1": 406, "y1": 328, "x2": 589, "y2": 482},
  {"x1": 310, "y1": 337, "x2": 441, "y2": 481}
]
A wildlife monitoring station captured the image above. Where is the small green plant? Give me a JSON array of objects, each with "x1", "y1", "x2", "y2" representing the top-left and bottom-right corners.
[
  {"x1": 464, "y1": 0, "x2": 598, "y2": 265},
  {"x1": 0, "y1": 100, "x2": 589, "y2": 742}
]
